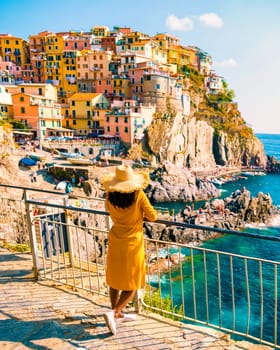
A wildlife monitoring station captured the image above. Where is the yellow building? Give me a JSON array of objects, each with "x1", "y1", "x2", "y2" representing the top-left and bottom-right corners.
[
  {"x1": 63, "y1": 92, "x2": 110, "y2": 137},
  {"x1": 29, "y1": 31, "x2": 78, "y2": 102},
  {"x1": 91, "y1": 26, "x2": 110, "y2": 37},
  {"x1": 151, "y1": 33, "x2": 181, "y2": 49},
  {"x1": 112, "y1": 76, "x2": 130, "y2": 100},
  {"x1": 116, "y1": 29, "x2": 150, "y2": 54},
  {"x1": 0, "y1": 34, "x2": 30, "y2": 68}
]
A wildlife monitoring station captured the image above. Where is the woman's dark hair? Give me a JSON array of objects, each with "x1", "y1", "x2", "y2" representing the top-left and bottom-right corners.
[{"x1": 107, "y1": 191, "x2": 136, "y2": 209}]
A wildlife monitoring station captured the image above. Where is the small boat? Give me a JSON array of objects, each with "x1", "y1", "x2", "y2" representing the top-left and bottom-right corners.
[
  {"x1": 211, "y1": 178, "x2": 224, "y2": 186},
  {"x1": 58, "y1": 151, "x2": 82, "y2": 159},
  {"x1": 28, "y1": 152, "x2": 47, "y2": 162},
  {"x1": 67, "y1": 157, "x2": 93, "y2": 165},
  {"x1": 19, "y1": 157, "x2": 37, "y2": 167},
  {"x1": 241, "y1": 171, "x2": 255, "y2": 177}
]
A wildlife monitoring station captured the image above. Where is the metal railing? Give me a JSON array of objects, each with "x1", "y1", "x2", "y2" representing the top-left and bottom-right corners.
[{"x1": 0, "y1": 184, "x2": 279, "y2": 348}]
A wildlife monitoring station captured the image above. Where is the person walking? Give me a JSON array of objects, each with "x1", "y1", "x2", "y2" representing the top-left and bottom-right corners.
[
  {"x1": 101, "y1": 164, "x2": 158, "y2": 335},
  {"x1": 31, "y1": 170, "x2": 37, "y2": 183}
]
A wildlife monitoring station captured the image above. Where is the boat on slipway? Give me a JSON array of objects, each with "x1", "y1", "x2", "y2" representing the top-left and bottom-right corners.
[
  {"x1": 19, "y1": 157, "x2": 37, "y2": 167},
  {"x1": 57, "y1": 151, "x2": 83, "y2": 159},
  {"x1": 27, "y1": 152, "x2": 47, "y2": 162},
  {"x1": 67, "y1": 157, "x2": 94, "y2": 165}
]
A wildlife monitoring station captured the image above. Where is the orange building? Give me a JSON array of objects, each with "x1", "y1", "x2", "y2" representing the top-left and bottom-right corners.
[{"x1": 11, "y1": 83, "x2": 65, "y2": 141}]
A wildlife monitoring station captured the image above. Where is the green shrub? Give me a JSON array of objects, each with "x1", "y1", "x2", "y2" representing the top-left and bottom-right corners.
[
  {"x1": 143, "y1": 289, "x2": 183, "y2": 321},
  {"x1": 4, "y1": 243, "x2": 31, "y2": 253}
]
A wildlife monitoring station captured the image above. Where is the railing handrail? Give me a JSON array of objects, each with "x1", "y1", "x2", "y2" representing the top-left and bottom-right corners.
[{"x1": 1, "y1": 182, "x2": 279, "y2": 243}]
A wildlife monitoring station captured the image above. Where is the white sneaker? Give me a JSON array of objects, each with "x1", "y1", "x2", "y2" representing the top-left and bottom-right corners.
[
  {"x1": 103, "y1": 311, "x2": 117, "y2": 335},
  {"x1": 117, "y1": 313, "x2": 137, "y2": 323}
]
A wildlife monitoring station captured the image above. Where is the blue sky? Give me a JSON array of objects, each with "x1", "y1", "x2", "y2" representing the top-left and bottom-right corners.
[{"x1": 0, "y1": 0, "x2": 279, "y2": 134}]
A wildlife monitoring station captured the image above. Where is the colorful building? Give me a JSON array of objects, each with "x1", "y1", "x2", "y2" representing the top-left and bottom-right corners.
[
  {"x1": 63, "y1": 92, "x2": 110, "y2": 137},
  {"x1": 77, "y1": 49, "x2": 113, "y2": 92},
  {"x1": 0, "y1": 34, "x2": 30, "y2": 68},
  {"x1": 0, "y1": 84, "x2": 13, "y2": 121},
  {"x1": 11, "y1": 83, "x2": 64, "y2": 141},
  {"x1": 103, "y1": 100, "x2": 155, "y2": 146}
]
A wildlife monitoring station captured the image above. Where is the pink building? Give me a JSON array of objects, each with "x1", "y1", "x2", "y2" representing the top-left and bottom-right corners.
[{"x1": 103, "y1": 101, "x2": 155, "y2": 146}]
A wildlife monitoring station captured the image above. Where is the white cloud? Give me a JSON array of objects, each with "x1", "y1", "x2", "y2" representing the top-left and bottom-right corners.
[
  {"x1": 213, "y1": 58, "x2": 238, "y2": 68},
  {"x1": 165, "y1": 14, "x2": 193, "y2": 31},
  {"x1": 199, "y1": 13, "x2": 223, "y2": 28}
]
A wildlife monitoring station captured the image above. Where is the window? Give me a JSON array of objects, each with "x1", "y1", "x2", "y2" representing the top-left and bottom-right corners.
[
  {"x1": 106, "y1": 116, "x2": 109, "y2": 122},
  {"x1": 20, "y1": 96, "x2": 24, "y2": 102},
  {"x1": 72, "y1": 110, "x2": 76, "y2": 117},
  {"x1": 21, "y1": 107, "x2": 25, "y2": 113},
  {"x1": 38, "y1": 88, "x2": 43, "y2": 96},
  {"x1": 86, "y1": 101, "x2": 90, "y2": 106},
  {"x1": 20, "y1": 87, "x2": 25, "y2": 93},
  {"x1": 71, "y1": 101, "x2": 75, "y2": 106},
  {"x1": 107, "y1": 126, "x2": 110, "y2": 132},
  {"x1": 73, "y1": 120, "x2": 76, "y2": 125},
  {"x1": 87, "y1": 111, "x2": 91, "y2": 117},
  {"x1": 116, "y1": 126, "x2": 119, "y2": 133},
  {"x1": 115, "y1": 117, "x2": 118, "y2": 123},
  {"x1": 124, "y1": 127, "x2": 128, "y2": 133},
  {"x1": 124, "y1": 117, "x2": 128, "y2": 123}
]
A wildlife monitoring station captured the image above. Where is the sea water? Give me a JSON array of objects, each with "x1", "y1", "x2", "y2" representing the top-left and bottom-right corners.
[{"x1": 154, "y1": 133, "x2": 280, "y2": 344}]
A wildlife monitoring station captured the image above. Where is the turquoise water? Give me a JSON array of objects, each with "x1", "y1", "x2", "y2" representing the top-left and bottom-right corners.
[{"x1": 152, "y1": 133, "x2": 280, "y2": 344}]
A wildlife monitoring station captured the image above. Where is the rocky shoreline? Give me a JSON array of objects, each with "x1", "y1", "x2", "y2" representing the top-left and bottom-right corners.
[{"x1": 143, "y1": 185, "x2": 280, "y2": 273}]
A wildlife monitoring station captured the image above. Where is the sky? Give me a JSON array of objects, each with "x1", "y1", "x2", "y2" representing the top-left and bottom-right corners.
[{"x1": 0, "y1": 0, "x2": 279, "y2": 134}]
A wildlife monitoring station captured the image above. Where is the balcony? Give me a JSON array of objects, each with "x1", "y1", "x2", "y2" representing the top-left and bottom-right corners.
[{"x1": 0, "y1": 185, "x2": 277, "y2": 349}]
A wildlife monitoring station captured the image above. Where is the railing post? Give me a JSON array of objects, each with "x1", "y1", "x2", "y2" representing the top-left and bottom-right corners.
[
  {"x1": 24, "y1": 190, "x2": 40, "y2": 279},
  {"x1": 134, "y1": 289, "x2": 143, "y2": 313},
  {"x1": 63, "y1": 197, "x2": 75, "y2": 268}
]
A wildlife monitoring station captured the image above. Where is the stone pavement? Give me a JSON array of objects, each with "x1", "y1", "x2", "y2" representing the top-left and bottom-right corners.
[{"x1": 0, "y1": 248, "x2": 273, "y2": 350}]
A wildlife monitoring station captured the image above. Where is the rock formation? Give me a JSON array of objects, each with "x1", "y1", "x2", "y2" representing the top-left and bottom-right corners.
[
  {"x1": 144, "y1": 187, "x2": 279, "y2": 247},
  {"x1": 146, "y1": 161, "x2": 220, "y2": 202},
  {"x1": 146, "y1": 111, "x2": 266, "y2": 169}
]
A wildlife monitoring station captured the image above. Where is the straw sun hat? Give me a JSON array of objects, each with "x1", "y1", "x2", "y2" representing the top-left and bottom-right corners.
[{"x1": 101, "y1": 164, "x2": 150, "y2": 193}]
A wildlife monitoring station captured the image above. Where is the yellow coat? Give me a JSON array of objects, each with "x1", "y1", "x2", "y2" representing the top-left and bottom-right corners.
[{"x1": 105, "y1": 190, "x2": 158, "y2": 291}]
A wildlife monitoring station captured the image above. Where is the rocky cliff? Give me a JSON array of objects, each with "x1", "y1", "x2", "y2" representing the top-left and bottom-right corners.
[
  {"x1": 146, "y1": 110, "x2": 266, "y2": 169},
  {"x1": 143, "y1": 69, "x2": 267, "y2": 169},
  {"x1": 0, "y1": 125, "x2": 24, "y2": 185}
]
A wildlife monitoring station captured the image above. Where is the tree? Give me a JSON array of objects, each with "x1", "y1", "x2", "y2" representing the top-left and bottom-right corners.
[{"x1": 9, "y1": 120, "x2": 29, "y2": 130}]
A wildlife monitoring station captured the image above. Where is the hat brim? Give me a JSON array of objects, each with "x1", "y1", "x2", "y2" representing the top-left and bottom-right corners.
[{"x1": 101, "y1": 171, "x2": 150, "y2": 193}]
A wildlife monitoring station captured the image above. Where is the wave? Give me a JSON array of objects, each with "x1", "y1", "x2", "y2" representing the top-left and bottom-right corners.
[{"x1": 244, "y1": 214, "x2": 280, "y2": 230}]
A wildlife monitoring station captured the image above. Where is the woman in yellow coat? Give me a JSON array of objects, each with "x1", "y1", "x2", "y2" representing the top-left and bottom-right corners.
[{"x1": 101, "y1": 164, "x2": 158, "y2": 335}]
